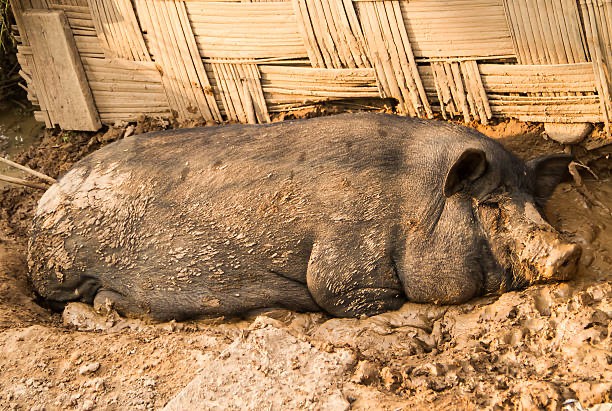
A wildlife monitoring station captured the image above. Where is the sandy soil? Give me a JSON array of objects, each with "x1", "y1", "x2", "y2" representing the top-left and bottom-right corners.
[{"x1": 0, "y1": 116, "x2": 610, "y2": 410}]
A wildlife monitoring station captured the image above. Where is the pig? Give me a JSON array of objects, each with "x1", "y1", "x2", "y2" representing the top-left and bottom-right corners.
[{"x1": 27, "y1": 113, "x2": 581, "y2": 321}]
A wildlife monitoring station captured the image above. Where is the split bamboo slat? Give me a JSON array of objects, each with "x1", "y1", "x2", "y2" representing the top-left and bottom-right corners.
[
  {"x1": 185, "y1": 2, "x2": 307, "y2": 59},
  {"x1": 82, "y1": 57, "x2": 172, "y2": 122},
  {"x1": 401, "y1": 0, "x2": 515, "y2": 59},
  {"x1": 134, "y1": 0, "x2": 221, "y2": 122},
  {"x1": 8, "y1": 0, "x2": 612, "y2": 136},
  {"x1": 210, "y1": 60, "x2": 270, "y2": 124},
  {"x1": 502, "y1": 0, "x2": 588, "y2": 64},
  {"x1": 292, "y1": 0, "x2": 370, "y2": 69},
  {"x1": 87, "y1": 0, "x2": 151, "y2": 61},
  {"x1": 579, "y1": 0, "x2": 612, "y2": 133},
  {"x1": 430, "y1": 60, "x2": 492, "y2": 124},
  {"x1": 260, "y1": 65, "x2": 378, "y2": 109},
  {"x1": 354, "y1": 0, "x2": 432, "y2": 117},
  {"x1": 15, "y1": 45, "x2": 50, "y2": 125}
]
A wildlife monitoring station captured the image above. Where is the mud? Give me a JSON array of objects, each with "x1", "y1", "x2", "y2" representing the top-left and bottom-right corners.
[
  {"x1": 0, "y1": 115, "x2": 610, "y2": 410},
  {"x1": 0, "y1": 103, "x2": 44, "y2": 179}
]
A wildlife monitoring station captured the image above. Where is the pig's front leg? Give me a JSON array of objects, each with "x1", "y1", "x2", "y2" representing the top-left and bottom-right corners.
[{"x1": 306, "y1": 228, "x2": 405, "y2": 317}]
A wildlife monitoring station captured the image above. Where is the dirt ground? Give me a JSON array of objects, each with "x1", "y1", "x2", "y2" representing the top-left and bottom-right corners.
[{"x1": 0, "y1": 115, "x2": 610, "y2": 410}]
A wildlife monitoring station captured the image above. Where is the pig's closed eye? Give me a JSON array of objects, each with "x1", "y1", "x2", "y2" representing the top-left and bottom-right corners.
[
  {"x1": 478, "y1": 193, "x2": 499, "y2": 206},
  {"x1": 478, "y1": 186, "x2": 506, "y2": 206}
]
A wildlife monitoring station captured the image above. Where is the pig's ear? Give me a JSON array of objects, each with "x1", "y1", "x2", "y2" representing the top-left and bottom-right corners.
[
  {"x1": 526, "y1": 154, "x2": 573, "y2": 203},
  {"x1": 444, "y1": 149, "x2": 488, "y2": 197}
]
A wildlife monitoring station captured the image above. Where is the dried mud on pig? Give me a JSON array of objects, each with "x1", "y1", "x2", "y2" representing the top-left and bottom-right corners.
[{"x1": 0, "y1": 119, "x2": 611, "y2": 411}]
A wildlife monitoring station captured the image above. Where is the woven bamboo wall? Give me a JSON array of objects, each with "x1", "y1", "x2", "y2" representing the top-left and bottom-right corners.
[{"x1": 10, "y1": 0, "x2": 612, "y2": 134}]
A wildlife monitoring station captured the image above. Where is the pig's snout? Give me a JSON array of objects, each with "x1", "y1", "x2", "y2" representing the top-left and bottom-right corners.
[
  {"x1": 542, "y1": 241, "x2": 581, "y2": 281},
  {"x1": 517, "y1": 232, "x2": 582, "y2": 285}
]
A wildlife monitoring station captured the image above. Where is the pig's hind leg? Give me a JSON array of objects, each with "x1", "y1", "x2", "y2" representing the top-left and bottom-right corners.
[{"x1": 33, "y1": 275, "x2": 100, "y2": 312}]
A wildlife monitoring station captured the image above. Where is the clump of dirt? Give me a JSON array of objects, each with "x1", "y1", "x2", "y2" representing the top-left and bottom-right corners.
[{"x1": 0, "y1": 116, "x2": 610, "y2": 410}]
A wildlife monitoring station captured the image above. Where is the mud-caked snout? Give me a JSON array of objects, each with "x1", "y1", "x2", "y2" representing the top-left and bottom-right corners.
[
  {"x1": 518, "y1": 232, "x2": 582, "y2": 284},
  {"x1": 538, "y1": 239, "x2": 581, "y2": 281},
  {"x1": 483, "y1": 200, "x2": 583, "y2": 288}
]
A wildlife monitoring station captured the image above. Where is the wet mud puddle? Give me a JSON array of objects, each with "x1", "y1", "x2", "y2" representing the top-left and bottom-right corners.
[
  {"x1": 549, "y1": 177, "x2": 612, "y2": 284},
  {"x1": 0, "y1": 103, "x2": 43, "y2": 181}
]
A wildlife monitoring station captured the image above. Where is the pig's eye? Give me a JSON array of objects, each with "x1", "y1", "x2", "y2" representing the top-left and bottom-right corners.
[
  {"x1": 478, "y1": 186, "x2": 506, "y2": 206},
  {"x1": 478, "y1": 193, "x2": 500, "y2": 206}
]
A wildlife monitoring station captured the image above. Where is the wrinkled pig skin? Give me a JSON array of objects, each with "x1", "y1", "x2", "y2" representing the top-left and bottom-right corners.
[{"x1": 27, "y1": 113, "x2": 581, "y2": 321}]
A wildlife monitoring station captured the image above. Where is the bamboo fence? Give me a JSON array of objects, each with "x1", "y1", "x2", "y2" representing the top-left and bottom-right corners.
[{"x1": 9, "y1": 0, "x2": 612, "y2": 135}]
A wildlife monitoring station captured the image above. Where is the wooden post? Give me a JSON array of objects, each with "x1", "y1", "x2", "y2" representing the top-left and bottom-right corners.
[{"x1": 22, "y1": 10, "x2": 101, "y2": 131}]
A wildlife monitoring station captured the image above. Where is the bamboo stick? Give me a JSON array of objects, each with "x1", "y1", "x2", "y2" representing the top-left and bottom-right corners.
[
  {"x1": 449, "y1": 62, "x2": 470, "y2": 122},
  {"x1": 118, "y1": 0, "x2": 150, "y2": 61},
  {"x1": 565, "y1": 0, "x2": 589, "y2": 62},
  {"x1": 501, "y1": 0, "x2": 522, "y2": 60},
  {"x1": 355, "y1": 2, "x2": 390, "y2": 100},
  {"x1": 156, "y1": 0, "x2": 194, "y2": 118},
  {"x1": 141, "y1": 2, "x2": 183, "y2": 117},
  {"x1": 88, "y1": 81, "x2": 164, "y2": 92},
  {"x1": 175, "y1": 0, "x2": 221, "y2": 121},
  {"x1": 308, "y1": 0, "x2": 337, "y2": 68},
  {"x1": 97, "y1": 107, "x2": 172, "y2": 115},
  {"x1": 48, "y1": 4, "x2": 90, "y2": 13},
  {"x1": 375, "y1": 1, "x2": 414, "y2": 116},
  {"x1": 429, "y1": 63, "x2": 447, "y2": 119},
  {"x1": 0, "y1": 174, "x2": 49, "y2": 190},
  {"x1": 148, "y1": 0, "x2": 189, "y2": 119},
  {"x1": 329, "y1": 0, "x2": 357, "y2": 68},
  {"x1": 239, "y1": 63, "x2": 269, "y2": 123},
  {"x1": 214, "y1": 63, "x2": 240, "y2": 122},
  {"x1": 241, "y1": 80, "x2": 257, "y2": 124},
  {"x1": 470, "y1": 61, "x2": 492, "y2": 121},
  {"x1": 210, "y1": 63, "x2": 234, "y2": 121},
  {"x1": 232, "y1": 65, "x2": 252, "y2": 123},
  {"x1": 260, "y1": 81, "x2": 378, "y2": 93},
  {"x1": 552, "y1": 0, "x2": 574, "y2": 63},
  {"x1": 489, "y1": 104, "x2": 601, "y2": 114},
  {"x1": 360, "y1": 2, "x2": 403, "y2": 109},
  {"x1": 238, "y1": 64, "x2": 260, "y2": 123},
  {"x1": 391, "y1": 0, "x2": 431, "y2": 118},
  {"x1": 432, "y1": 62, "x2": 457, "y2": 118},
  {"x1": 537, "y1": 0, "x2": 561, "y2": 63},
  {"x1": 105, "y1": 0, "x2": 134, "y2": 59},
  {"x1": 460, "y1": 61, "x2": 481, "y2": 122},
  {"x1": 320, "y1": 0, "x2": 350, "y2": 68},
  {"x1": 250, "y1": 64, "x2": 270, "y2": 123},
  {"x1": 292, "y1": 0, "x2": 324, "y2": 68},
  {"x1": 95, "y1": 101, "x2": 171, "y2": 108},
  {"x1": 164, "y1": 0, "x2": 207, "y2": 118},
  {"x1": 92, "y1": 0, "x2": 123, "y2": 58},
  {"x1": 227, "y1": 62, "x2": 250, "y2": 123},
  {"x1": 513, "y1": 0, "x2": 536, "y2": 63},
  {"x1": 380, "y1": 1, "x2": 416, "y2": 115},
  {"x1": 468, "y1": 61, "x2": 490, "y2": 123},
  {"x1": 342, "y1": 0, "x2": 370, "y2": 67},
  {"x1": 262, "y1": 87, "x2": 381, "y2": 98},
  {"x1": 0, "y1": 157, "x2": 56, "y2": 184},
  {"x1": 441, "y1": 63, "x2": 460, "y2": 115},
  {"x1": 582, "y1": 0, "x2": 612, "y2": 132}
]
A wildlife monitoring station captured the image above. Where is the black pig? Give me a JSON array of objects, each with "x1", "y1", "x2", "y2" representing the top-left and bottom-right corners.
[{"x1": 28, "y1": 113, "x2": 581, "y2": 320}]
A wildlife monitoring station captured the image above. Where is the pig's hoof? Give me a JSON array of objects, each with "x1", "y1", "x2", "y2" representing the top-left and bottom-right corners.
[{"x1": 93, "y1": 289, "x2": 146, "y2": 318}]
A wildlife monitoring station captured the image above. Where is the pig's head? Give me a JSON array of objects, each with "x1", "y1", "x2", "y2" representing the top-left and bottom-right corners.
[
  {"x1": 396, "y1": 123, "x2": 581, "y2": 306},
  {"x1": 443, "y1": 144, "x2": 581, "y2": 294}
]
